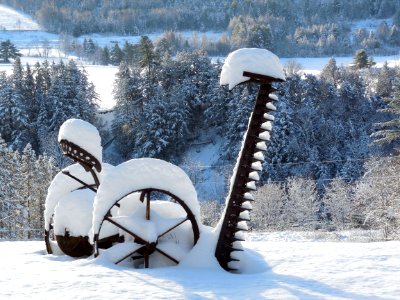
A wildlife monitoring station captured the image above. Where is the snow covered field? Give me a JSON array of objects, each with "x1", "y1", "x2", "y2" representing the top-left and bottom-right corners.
[
  {"x1": 1, "y1": 232, "x2": 399, "y2": 299},
  {"x1": 280, "y1": 55, "x2": 400, "y2": 75},
  {"x1": 0, "y1": 4, "x2": 40, "y2": 31}
]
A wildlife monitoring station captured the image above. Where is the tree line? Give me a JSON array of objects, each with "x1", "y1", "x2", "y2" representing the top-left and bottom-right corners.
[
  {"x1": 0, "y1": 58, "x2": 98, "y2": 156},
  {"x1": 3, "y1": 0, "x2": 400, "y2": 57},
  {"x1": 0, "y1": 139, "x2": 58, "y2": 239},
  {"x1": 3, "y1": 0, "x2": 400, "y2": 35},
  {"x1": 201, "y1": 156, "x2": 400, "y2": 239}
]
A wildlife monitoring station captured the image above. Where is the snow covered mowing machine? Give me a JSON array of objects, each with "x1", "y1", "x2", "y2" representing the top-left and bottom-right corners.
[{"x1": 44, "y1": 48, "x2": 285, "y2": 272}]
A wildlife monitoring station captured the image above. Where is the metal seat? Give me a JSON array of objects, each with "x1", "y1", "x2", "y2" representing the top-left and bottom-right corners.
[{"x1": 59, "y1": 139, "x2": 102, "y2": 173}]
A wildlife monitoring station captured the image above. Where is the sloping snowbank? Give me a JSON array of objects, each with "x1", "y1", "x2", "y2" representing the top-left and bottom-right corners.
[{"x1": 0, "y1": 4, "x2": 41, "y2": 30}]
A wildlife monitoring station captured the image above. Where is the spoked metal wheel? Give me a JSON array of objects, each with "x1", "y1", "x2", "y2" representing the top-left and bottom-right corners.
[{"x1": 94, "y1": 188, "x2": 200, "y2": 268}]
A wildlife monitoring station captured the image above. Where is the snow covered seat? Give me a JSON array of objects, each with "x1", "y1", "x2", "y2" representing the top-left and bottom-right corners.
[
  {"x1": 58, "y1": 118, "x2": 103, "y2": 172},
  {"x1": 220, "y1": 48, "x2": 286, "y2": 90}
]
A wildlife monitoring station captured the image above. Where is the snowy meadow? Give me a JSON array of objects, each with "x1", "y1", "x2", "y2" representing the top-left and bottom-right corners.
[{"x1": 1, "y1": 232, "x2": 400, "y2": 299}]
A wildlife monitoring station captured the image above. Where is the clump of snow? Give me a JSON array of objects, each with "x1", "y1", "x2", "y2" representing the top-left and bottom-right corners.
[
  {"x1": 266, "y1": 102, "x2": 277, "y2": 111},
  {"x1": 180, "y1": 225, "x2": 264, "y2": 274},
  {"x1": 261, "y1": 121, "x2": 273, "y2": 131},
  {"x1": 264, "y1": 113, "x2": 275, "y2": 121},
  {"x1": 220, "y1": 48, "x2": 285, "y2": 90},
  {"x1": 90, "y1": 158, "x2": 200, "y2": 242},
  {"x1": 45, "y1": 164, "x2": 95, "y2": 231},
  {"x1": 251, "y1": 162, "x2": 262, "y2": 171},
  {"x1": 244, "y1": 193, "x2": 254, "y2": 201},
  {"x1": 259, "y1": 131, "x2": 271, "y2": 141},
  {"x1": 269, "y1": 93, "x2": 279, "y2": 101},
  {"x1": 256, "y1": 141, "x2": 267, "y2": 151},
  {"x1": 241, "y1": 202, "x2": 253, "y2": 210},
  {"x1": 249, "y1": 171, "x2": 260, "y2": 181},
  {"x1": 58, "y1": 118, "x2": 102, "y2": 163},
  {"x1": 179, "y1": 226, "x2": 221, "y2": 270},
  {"x1": 253, "y1": 151, "x2": 265, "y2": 161},
  {"x1": 53, "y1": 189, "x2": 95, "y2": 236},
  {"x1": 246, "y1": 181, "x2": 256, "y2": 191}
]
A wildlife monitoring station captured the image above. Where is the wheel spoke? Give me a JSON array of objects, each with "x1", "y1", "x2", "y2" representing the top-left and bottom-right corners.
[
  {"x1": 115, "y1": 248, "x2": 143, "y2": 265},
  {"x1": 158, "y1": 217, "x2": 189, "y2": 239},
  {"x1": 139, "y1": 190, "x2": 146, "y2": 203},
  {"x1": 105, "y1": 216, "x2": 148, "y2": 245},
  {"x1": 154, "y1": 246, "x2": 179, "y2": 264},
  {"x1": 144, "y1": 252, "x2": 149, "y2": 268},
  {"x1": 97, "y1": 234, "x2": 123, "y2": 245},
  {"x1": 146, "y1": 190, "x2": 151, "y2": 221},
  {"x1": 103, "y1": 242, "x2": 143, "y2": 264}
]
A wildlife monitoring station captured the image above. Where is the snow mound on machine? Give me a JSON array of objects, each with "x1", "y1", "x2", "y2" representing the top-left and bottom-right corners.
[
  {"x1": 58, "y1": 118, "x2": 102, "y2": 163},
  {"x1": 44, "y1": 163, "x2": 113, "y2": 231},
  {"x1": 90, "y1": 158, "x2": 200, "y2": 242},
  {"x1": 220, "y1": 48, "x2": 285, "y2": 90},
  {"x1": 53, "y1": 189, "x2": 95, "y2": 236}
]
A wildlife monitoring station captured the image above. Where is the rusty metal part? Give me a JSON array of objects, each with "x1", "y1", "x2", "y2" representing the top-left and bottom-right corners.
[
  {"x1": 59, "y1": 139, "x2": 101, "y2": 188},
  {"x1": 215, "y1": 71, "x2": 284, "y2": 272},
  {"x1": 44, "y1": 228, "x2": 53, "y2": 254},
  {"x1": 55, "y1": 232, "x2": 93, "y2": 257},
  {"x1": 61, "y1": 170, "x2": 97, "y2": 192}
]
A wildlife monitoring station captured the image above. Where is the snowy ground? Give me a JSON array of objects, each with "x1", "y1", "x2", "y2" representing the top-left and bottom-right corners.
[
  {"x1": 280, "y1": 55, "x2": 400, "y2": 75},
  {"x1": 1, "y1": 231, "x2": 399, "y2": 299},
  {"x1": 180, "y1": 129, "x2": 227, "y2": 202},
  {"x1": 78, "y1": 31, "x2": 223, "y2": 48}
]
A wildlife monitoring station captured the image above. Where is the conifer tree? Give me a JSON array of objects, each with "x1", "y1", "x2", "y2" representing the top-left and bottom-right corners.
[
  {"x1": 0, "y1": 40, "x2": 21, "y2": 63},
  {"x1": 320, "y1": 57, "x2": 338, "y2": 84},
  {"x1": 0, "y1": 72, "x2": 13, "y2": 142},
  {"x1": 112, "y1": 63, "x2": 142, "y2": 157},
  {"x1": 110, "y1": 43, "x2": 124, "y2": 65},
  {"x1": 353, "y1": 49, "x2": 375, "y2": 69},
  {"x1": 372, "y1": 87, "x2": 400, "y2": 146},
  {"x1": 10, "y1": 58, "x2": 30, "y2": 150}
]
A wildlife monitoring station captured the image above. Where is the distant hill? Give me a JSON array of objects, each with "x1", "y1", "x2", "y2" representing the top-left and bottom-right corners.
[
  {"x1": 0, "y1": 4, "x2": 40, "y2": 30},
  {"x1": 2, "y1": 0, "x2": 400, "y2": 36}
]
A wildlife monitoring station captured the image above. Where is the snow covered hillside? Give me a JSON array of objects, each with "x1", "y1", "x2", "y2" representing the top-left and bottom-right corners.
[
  {"x1": 1, "y1": 232, "x2": 399, "y2": 299},
  {"x1": 0, "y1": 4, "x2": 40, "y2": 30}
]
